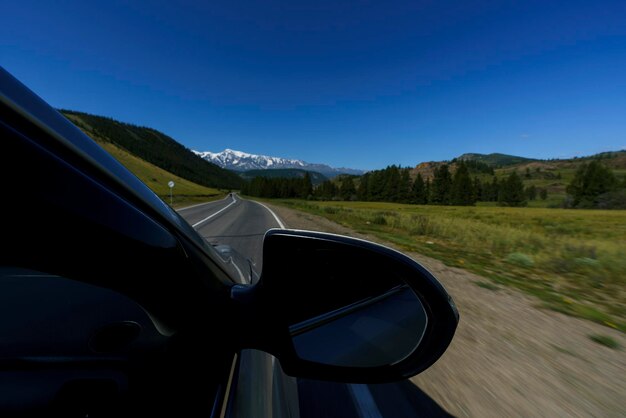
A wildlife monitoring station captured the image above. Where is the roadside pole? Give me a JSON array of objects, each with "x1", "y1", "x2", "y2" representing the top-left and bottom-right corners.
[{"x1": 168, "y1": 180, "x2": 175, "y2": 205}]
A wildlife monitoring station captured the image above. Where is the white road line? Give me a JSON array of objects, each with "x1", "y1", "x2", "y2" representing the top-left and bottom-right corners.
[
  {"x1": 220, "y1": 353, "x2": 239, "y2": 418},
  {"x1": 176, "y1": 195, "x2": 230, "y2": 212},
  {"x1": 251, "y1": 200, "x2": 286, "y2": 229},
  {"x1": 192, "y1": 196, "x2": 237, "y2": 228},
  {"x1": 228, "y1": 256, "x2": 248, "y2": 284},
  {"x1": 347, "y1": 384, "x2": 383, "y2": 418}
]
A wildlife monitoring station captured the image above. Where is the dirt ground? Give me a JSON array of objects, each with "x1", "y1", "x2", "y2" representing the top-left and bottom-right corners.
[{"x1": 264, "y1": 202, "x2": 626, "y2": 418}]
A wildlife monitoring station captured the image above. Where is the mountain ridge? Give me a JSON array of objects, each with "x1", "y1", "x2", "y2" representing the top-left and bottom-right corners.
[{"x1": 194, "y1": 148, "x2": 364, "y2": 178}]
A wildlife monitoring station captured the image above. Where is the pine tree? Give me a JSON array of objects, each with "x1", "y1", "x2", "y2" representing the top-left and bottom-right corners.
[
  {"x1": 397, "y1": 169, "x2": 412, "y2": 203},
  {"x1": 316, "y1": 180, "x2": 338, "y2": 200},
  {"x1": 451, "y1": 162, "x2": 475, "y2": 205},
  {"x1": 431, "y1": 164, "x2": 452, "y2": 205},
  {"x1": 357, "y1": 173, "x2": 370, "y2": 201},
  {"x1": 384, "y1": 166, "x2": 401, "y2": 201},
  {"x1": 473, "y1": 177, "x2": 482, "y2": 202},
  {"x1": 300, "y1": 173, "x2": 313, "y2": 198},
  {"x1": 525, "y1": 185, "x2": 537, "y2": 200},
  {"x1": 566, "y1": 160, "x2": 617, "y2": 207},
  {"x1": 500, "y1": 172, "x2": 527, "y2": 206},
  {"x1": 411, "y1": 173, "x2": 427, "y2": 204},
  {"x1": 340, "y1": 176, "x2": 356, "y2": 200},
  {"x1": 539, "y1": 188, "x2": 548, "y2": 200},
  {"x1": 368, "y1": 171, "x2": 385, "y2": 201},
  {"x1": 491, "y1": 176, "x2": 500, "y2": 202}
]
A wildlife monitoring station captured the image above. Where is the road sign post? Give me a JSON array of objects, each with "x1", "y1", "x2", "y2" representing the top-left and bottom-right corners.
[{"x1": 168, "y1": 180, "x2": 175, "y2": 205}]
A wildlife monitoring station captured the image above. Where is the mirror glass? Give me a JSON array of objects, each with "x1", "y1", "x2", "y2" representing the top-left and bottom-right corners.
[
  {"x1": 261, "y1": 232, "x2": 431, "y2": 369},
  {"x1": 290, "y1": 285, "x2": 427, "y2": 367}
]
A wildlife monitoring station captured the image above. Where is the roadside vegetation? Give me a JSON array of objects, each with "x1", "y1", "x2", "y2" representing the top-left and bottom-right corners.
[
  {"x1": 589, "y1": 334, "x2": 621, "y2": 350},
  {"x1": 99, "y1": 141, "x2": 225, "y2": 208},
  {"x1": 269, "y1": 199, "x2": 626, "y2": 332}
]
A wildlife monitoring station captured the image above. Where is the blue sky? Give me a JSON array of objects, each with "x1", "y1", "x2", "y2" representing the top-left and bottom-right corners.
[{"x1": 2, "y1": 0, "x2": 625, "y2": 170}]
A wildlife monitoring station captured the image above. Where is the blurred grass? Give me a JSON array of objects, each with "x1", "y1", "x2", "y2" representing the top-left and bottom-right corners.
[
  {"x1": 589, "y1": 334, "x2": 621, "y2": 349},
  {"x1": 270, "y1": 199, "x2": 626, "y2": 332}
]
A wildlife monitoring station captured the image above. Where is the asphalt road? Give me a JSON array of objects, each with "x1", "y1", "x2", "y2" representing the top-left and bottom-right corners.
[{"x1": 177, "y1": 195, "x2": 453, "y2": 418}]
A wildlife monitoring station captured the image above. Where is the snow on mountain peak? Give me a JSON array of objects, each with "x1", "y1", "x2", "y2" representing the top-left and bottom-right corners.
[{"x1": 193, "y1": 149, "x2": 363, "y2": 178}]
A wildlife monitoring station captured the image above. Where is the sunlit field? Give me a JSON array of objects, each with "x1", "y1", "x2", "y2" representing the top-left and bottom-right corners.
[{"x1": 272, "y1": 200, "x2": 626, "y2": 332}]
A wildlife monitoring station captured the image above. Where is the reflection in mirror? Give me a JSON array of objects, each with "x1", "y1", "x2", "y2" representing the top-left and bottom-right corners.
[{"x1": 290, "y1": 285, "x2": 427, "y2": 368}]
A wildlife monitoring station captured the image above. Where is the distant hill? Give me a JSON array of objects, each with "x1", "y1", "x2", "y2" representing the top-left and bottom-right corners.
[
  {"x1": 61, "y1": 110, "x2": 243, "y2": 189},
  {"x1": 194, "y1": 148, "x2": 364, "y2": 178},
  {"x1": 457, "y1": 153, "x2": 535, "y2": 167},
  {"x1": 550, "y1": 150, "x2": 626, "y2": 170},
  {"x1": 240, "y1": 168, "x2": 327, "y2": 185},
  {"x1": 407, "y1": 150, "x2": 626, "y2": 207}
]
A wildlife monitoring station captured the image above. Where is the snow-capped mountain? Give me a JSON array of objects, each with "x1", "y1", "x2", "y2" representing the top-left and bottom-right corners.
[{"x1": 194, "y1": 149, "x2": 364, "y2": 178}]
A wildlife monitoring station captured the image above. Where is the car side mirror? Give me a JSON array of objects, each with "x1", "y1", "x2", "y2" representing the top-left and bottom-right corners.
[{"x1": 231, "y1": 229, "x2": 458, "y2": 383}]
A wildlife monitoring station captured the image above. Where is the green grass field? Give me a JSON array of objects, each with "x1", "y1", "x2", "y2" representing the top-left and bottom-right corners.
[
  {"x1": 99, "y1": 141, "x2": 225, "y2": 207},
  {"x1": 271, "y1": 199, "x2": 626, "y2": 332}
]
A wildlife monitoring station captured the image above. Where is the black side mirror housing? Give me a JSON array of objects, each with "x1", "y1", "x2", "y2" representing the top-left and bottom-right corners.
[{"x1": 231, "y1": 229, "x2": 458, "y2": 383}]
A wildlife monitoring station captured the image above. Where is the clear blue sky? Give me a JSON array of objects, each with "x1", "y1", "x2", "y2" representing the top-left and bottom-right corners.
[{"x1": 2, "y1": 0, "x2": 625, "y2": 170}]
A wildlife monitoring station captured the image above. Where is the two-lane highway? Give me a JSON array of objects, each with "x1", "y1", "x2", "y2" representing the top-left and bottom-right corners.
[
  {"x1": 177, "y1": 195, "x2": 452, "y2": 418},
  {"x1": 178, "y1": 195, "x2": 280, "y2": 274}
]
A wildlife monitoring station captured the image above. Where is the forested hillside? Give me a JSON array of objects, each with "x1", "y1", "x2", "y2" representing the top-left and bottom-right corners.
[
  {"x1": 61, "y1": 110, "x2": 243, "y2": 189},
  {"x1": 239, "y1": 168, "x2": 327, "y2": 185}
]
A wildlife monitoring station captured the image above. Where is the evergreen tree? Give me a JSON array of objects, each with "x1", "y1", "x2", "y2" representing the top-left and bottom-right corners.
[
  {"x1": 539, "y1": 188, "x2": 548, "y2": 200},
  {"x1": 317, "y1": 180, "x2": 338, "y2": 200},
  {"x1": 500, "y1": 172, "x2": 527, "y2": 206},
  {"x1": 411, "y1": 173, "x2": 427, "y2": 204},
  {"x1": 384, "y1": 166, "x2": 401, "y2": 201},
  {"x1": 431, "y1": 164, "x2": 452, "y2": 205},
  {"x1": 340, "y1": 176, "x2": 357, "y2": 200},
  {"x1": 473, "y1": 177, "x2": 483, "y2": 202},
  {"x1": 566, "y1": 160, "x2": 617, "y2": 207},
  {"x1": 491, "y1": 176, "x2": 500, "y2": 202},
  {"x1": 300, "y1": 173, "x2": 313, "y2": 198},
  {"x1": 357, "y1": 173, "x2": 370, "y2": 201},
  {"x1": 451, "y1": 162, "x2": 475, "y2": 205},
  {"x1": 368, "y1": 170, "x2": 385, "y2": 201},
  {"x1": 397, "y1": 169, "x2": 412, "y2": 203},
  {"x1": 525, "y1": 185, "x2": 537, "y2": 200}
]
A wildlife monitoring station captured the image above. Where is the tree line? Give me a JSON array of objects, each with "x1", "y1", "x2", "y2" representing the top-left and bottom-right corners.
[
  {"x1": 241, "y1": 173, "x2": 313, "y2": 198},
  {"x1": 316, "y1": 163, "x2": 545, "y2": 207},
  {"x1": 242, "y1": 159, "x2": 625, "y2": 209}
]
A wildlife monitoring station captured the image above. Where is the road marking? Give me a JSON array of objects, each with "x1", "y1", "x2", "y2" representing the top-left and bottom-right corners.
[
  {"x1": 251, "y1": 200, "x2": 286, "y2": 229},
  {"x1": 176, "y1": 195, "x2": 230, "y2": 212},
  {"x1": 192, "y1": 196, "x2": 237, "y2": 228},
  {"x1": 220, "y1": 353, "x2": 239, "y2": 418},
  {"x1": 228, "y1": 256, "x2": 248, "y2": 284},
  {"x1": 347, "y1": 384, "x2": 383, "y2": 418}
]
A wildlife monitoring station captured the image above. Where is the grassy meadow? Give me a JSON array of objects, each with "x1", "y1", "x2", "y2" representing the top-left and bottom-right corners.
[
  {"x1": 271, "y1": 199, "x2": 626, "y2": 332},
  {"x1": 99, "y1": 141, "x2": 224, "y2": 207}
]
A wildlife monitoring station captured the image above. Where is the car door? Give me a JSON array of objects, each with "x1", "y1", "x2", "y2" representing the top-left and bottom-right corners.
[{"x1": 1, "y1": 67, "x2": 247, "y2": 417}]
